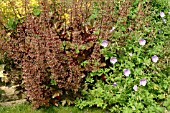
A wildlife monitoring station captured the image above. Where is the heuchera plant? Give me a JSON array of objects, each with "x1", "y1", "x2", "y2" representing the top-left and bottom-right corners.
[{"x1": 0, "y1": 0, "x2": 106, "y2": 108}]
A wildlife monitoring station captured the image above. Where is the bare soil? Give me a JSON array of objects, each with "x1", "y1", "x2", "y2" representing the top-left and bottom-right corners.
[{"x1": 0, "y1": 85, "x2": 26, "y2": 106}]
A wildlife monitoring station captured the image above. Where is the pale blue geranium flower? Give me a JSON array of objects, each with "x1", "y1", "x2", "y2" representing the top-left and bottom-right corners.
[
  {"x1": 110, "y1": 57, "x2": 117, "y2": 64},
  {"x1": 133, "y1": 85, "x2": 138, "y2": 91},
  {"x1": 162, "y1": 18, "x2": 166, "y2": 24},
  {"x1": 158, "y1": 30, "x2": 162, "y2": 34},
  {"x1": 123, "y1": 69, "x2": 131, "y2": 77},
  {"x1": 113, "y1": 82, "x2": 117, "y2": 86},
  {"x1": 101, "y1": 40, "x2": 108, "y2": 47},
  {"x1": 129, "y1": 52, "x2": 133, "y2": 56},
  {"x1": 152, "y1": 55, "x2": 159, "y2": 63},
  {"x1": 160, "y1": 12, "x2": 165, "y2": 17},
  {"x1": 153, "y1": 71, "x2": 157, "y2": 74},
  {"x1": 138, "y1": 38, "x2": 146, "y2": 46},
  {"x1": 140, "y1": 79, "x2": 147, "y2": 86},
  {"x1": 110, "y1": 27, "x2": 115, "y2": 32}
]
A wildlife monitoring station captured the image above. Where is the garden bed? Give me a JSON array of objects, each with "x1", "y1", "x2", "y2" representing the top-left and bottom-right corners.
[{"x1": 0, "y1": 0, "x2": 170, "y2": 112}]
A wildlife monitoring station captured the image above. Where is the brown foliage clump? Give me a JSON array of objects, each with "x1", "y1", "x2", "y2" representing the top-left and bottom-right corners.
[{"x1": 0, "y1": 0, "x2": 108, "y2": 108}]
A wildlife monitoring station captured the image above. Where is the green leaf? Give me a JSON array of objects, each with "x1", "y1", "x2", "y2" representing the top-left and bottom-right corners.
[
  {"x1": 122, "y1": 107, "x2": 133, "y2": 113},
  {"x1": 50, "y1": 79, "x2": 57, "y2": 85},
  {"x1": 33, "y1": 6, "x2": 41, "y2": 16},
  {"x1": 6, "y1": 18, "x2": 18, "y2": 30},
  {"x1": 157, "y1": 94, "x2": 166, "y2": 99},
  {"x1": 81, "y1": 60, "x2": 89, "y2": 67},
  {"x1": 85, "y1": 76, "x2": 94, "y2": 83},
  {"x1": 93, "y1": 29, "x2": 100, "y2": 35}
]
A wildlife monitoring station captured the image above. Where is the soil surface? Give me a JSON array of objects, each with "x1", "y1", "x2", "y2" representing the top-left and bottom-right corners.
[
  {"x1": 0, "y1": 99, "x2": 27, "y2": 106},
  {"x1": 0, "y1": 85, "x2": 26, "y2": 106}
]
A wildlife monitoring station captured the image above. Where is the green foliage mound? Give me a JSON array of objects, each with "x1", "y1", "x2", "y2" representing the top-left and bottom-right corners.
[{"x1": 75, "y1": 0, "x2": 170, "y2": 112}]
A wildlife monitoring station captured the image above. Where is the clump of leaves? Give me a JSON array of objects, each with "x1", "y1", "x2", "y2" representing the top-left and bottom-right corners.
[
  {"x1": 75, "y1": 0, "x2": 170, "y2": 112},
  {"x1": 0, "y1": 0, "x2": 107, "y2": 108}
]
